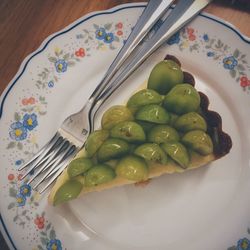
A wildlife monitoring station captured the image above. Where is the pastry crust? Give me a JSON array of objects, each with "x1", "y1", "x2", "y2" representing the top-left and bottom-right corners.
[
  {"x1": 48, "y1": 55, "x2": 232, "y2": 205},
  {"x1": 48, "y1": 151, "x2": 215, "y2": 205}
]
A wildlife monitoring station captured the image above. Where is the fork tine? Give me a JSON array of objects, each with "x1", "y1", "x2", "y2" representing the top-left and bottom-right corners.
[
  {"x1": 39, "y1": 140, "x2": 72, "y2": 175},
  {"x1": 38, "y1": 147, "x2": 77, "y2": 194},
  {"x1": 27, "y1": 139, "x2": 70, "y2": 185},
  {"x1": 18, "y1": 133, "x2": 60, "y2": 171},
  {"x1": 33, "y1": 143, "x2": 75, "y2": 189},
  {"x1": 19, "y1": 134, "x2": 63, "y2": 180},
  {"x1": 33, "y1": 145, "x2": 77, "y2": 191},
  {"x1": 44, "y1": 144, "x2": 78, "y2": 179}
]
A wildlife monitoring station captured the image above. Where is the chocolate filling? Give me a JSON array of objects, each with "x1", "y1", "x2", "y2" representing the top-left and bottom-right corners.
[{"x1": 165, "y1": 55, "x2": 232, "y2": 158}]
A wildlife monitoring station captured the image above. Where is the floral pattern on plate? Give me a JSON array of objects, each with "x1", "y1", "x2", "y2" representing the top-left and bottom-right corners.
[
  {"x1": 7, "y1": 95, "x2": 47, "y2": 151},
  {"x1": 77, "y1": 21, "x2": 125, "y2": 50},
  {"x1": 6, "y1": 171, "x2": 62, "y2": 250},
  {"x1": 165, "y1": 26, "x2": 250, "y2": 93}
]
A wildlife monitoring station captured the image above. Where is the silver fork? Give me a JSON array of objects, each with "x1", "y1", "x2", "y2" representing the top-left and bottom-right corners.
[{"x1": 19, "y1": 0, "x2": 212, "y2": 193}]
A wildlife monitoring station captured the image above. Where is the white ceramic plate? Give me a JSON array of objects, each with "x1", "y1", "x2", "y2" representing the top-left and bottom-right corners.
[{"x1": 1, "y1": 3, "x2": 250, "y2": 250}]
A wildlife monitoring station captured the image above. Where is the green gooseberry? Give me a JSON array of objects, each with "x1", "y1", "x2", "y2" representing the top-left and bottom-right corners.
[
  {"x1": 161, "y1": 142, "x2": 190, "y2": 169},
  {"x1": 174, "y1": 112, "x2": 207, "y2": 132},
  {"x1": 67, "y1": 158, "x2": 93, "y2": 178},
  {"x1": 147, "y1": 60, "x2": 184, "y2": 94},
  {"x1": 85, "y1": 129, "x2": 109, "y2": 157},
  {"x1": 101, "y1": 105, "x2": 133, "y2": 130},
  {"x1": 182, "y1": 130, "x2": 213, "y2": 155},
  {"x1": 127, "y1": 89, "x2": 164, "y2": 112},
  {"x1": 97, "y1": 138, "x2": 130, "y2": 162},
  {"x1": 53, "y1": 180, "x2": 83, "y2": 206},
  {"x1": 134, "y1": 143, "x2": 168, "y2": 164},
  {"x1": 110, "y1": 121, "x2": 146, "y2": 143},
  {"x1": 116, "y1": 155, "x2": 148, "y2": 181},
  {"x1": 84, "y1": 164, "x2": 116, "y2": 187},
  {"x1": 147, "y1": 125, "x2": 180, "y2": 144},
  {"x1": 135, "y1": 104, "x2": 170, "y2": 124},
  {"x1": 164, "y1": 84, "x2": 200, "y2": 115}
]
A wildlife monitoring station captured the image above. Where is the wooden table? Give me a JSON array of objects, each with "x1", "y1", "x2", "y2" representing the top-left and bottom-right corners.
[{"x1": 0, "y1": 1, "x2": 249, "y2": 249}]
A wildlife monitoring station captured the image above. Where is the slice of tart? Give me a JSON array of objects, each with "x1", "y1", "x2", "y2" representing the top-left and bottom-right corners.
[{"x1": 48, "y1": 55, "x2": 232, "y2": 206}]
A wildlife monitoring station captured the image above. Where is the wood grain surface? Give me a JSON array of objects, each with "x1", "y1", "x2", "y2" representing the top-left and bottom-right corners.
[{"x1": 0, "y1": 0, "x2": 249, "y2": 249}]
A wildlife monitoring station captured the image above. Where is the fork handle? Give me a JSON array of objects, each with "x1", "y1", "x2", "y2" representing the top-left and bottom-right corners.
[
  {"x1": 87, "y1": 0, "x2": 174, "y2": 104},
  {"x1": 91, "y1": 0, "x2": 212, "y2": 120}
]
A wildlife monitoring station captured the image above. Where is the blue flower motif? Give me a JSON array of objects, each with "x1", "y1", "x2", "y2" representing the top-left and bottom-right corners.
[
  {"x1": 9, "y1": 122, "x2": 27, "y2": 141},
  {"x1": 95, "y1": 28, "x2": 106, "y2": 40},
  {"x1": 203, "y1": 34, "x2": 209, "y2": 41},
  {"x1": 19, "y1": 184, "x2": 32, "y2": 197},
  {"x1": 237, "y1": 238, "x2": 250, "y2": 250},
  {"x1": 104, "y1": 32, "x2": 114, "y2": 43},
  {"x1": 48, "y1": 80, "x2": 54, "y2": 88},
  {"x1": 167, "y1": 32, "x2": 180, "y2": 45},
  {"x1": 23, "y1": 113, "x2": 38, "y2": 131},
  {"x1": 223, "y1": 56, "x2": 238, "y2": 70},
  {"x1": 207, "y1": 51, "x2": 214, "y2": 57},
  {"x1": 55, "y1": 59, "x2": 68, "y2": 73},
  {"x1": 15, "y1": 159, "x2": 23, "y2": 166},
  {"x1": 16, "y1": 194, "x2": 26, "y2": 207},
  {"x1": 47, "y1": 239, "x2": 62, "y2": 250}
]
